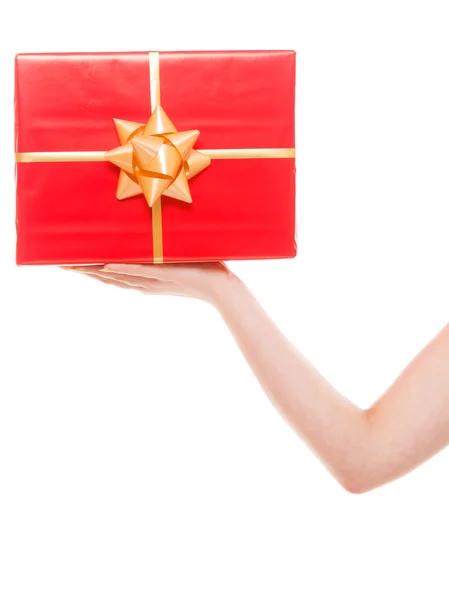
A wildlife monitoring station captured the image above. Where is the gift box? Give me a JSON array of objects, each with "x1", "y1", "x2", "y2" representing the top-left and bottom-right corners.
[{"x1": 15, "y1": 51, "x2": 296, "y2": 265}]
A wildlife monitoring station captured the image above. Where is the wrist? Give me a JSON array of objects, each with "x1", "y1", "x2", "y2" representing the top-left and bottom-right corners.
[{"x1": 208, "y1": 269, "x2": 248, "y2": 311}]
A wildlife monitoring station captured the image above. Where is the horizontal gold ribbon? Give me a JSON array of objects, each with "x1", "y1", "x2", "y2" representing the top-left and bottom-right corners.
[{"x1": 15, "y1": 148, "x2": 296, "y2": 162}]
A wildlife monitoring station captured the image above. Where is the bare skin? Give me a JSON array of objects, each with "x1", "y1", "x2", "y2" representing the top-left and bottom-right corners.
[{"x1": 65, "y1": 262, "x2": 449, "y2": 494}]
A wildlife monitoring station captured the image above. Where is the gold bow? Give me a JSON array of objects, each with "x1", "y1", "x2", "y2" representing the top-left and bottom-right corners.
[{"x1": 105, "y1": 105, "x2": 211, "y2": 208}]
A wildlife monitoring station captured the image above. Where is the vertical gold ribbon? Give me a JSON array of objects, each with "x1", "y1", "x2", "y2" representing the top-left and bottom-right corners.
[{"x1": 149, "y1": 51, "x2": 163, "y2": 263}]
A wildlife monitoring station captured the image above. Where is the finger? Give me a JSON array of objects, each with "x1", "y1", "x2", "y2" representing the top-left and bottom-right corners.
[
  {"x1": 101, "y1": 263, "x2": 182, "y2": 282},
  {"x1": 64, "y1": 265, "x2": 149, "y2": 286},
  {"x1": 81, "y1": 272, "x2": 144, "y2": 291},
  {"x1": 76, "y1": 269, "x2": 156, "y2": 289},
  {"x1": 81, "y1": 263, "x2": 171, "y2": 283},
  {"x1": 90, "y1": 271, "x2": 180, "y2": 292},
  {"x1": 83, "y1": 271, "x2": 185, "y2": 296},
  {"x1": 62, "y1": 267, "x2": 184, "y2": 295},
  {"x1": 70, "y1": 267, "x2": 148, "y2": 288},
  {"x1": 102, "y1": 262, "x2": 217, "y2": 283},
  {"x1": 62, "y1": 265, "x2": 106, "y2": 276}
]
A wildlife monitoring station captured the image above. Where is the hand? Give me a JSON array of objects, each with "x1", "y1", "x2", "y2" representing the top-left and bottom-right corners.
[{"x1": 63, "y1": 262, "x2": 239, "y2": 305}]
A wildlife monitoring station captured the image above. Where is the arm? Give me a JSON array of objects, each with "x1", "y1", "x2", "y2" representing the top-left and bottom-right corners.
[
  {"x1": 68, "y1": 263, "x2": 449, "y2": 493},
  {"x1": 214, "y1": 273, "x2": 449, "y2": 493}
]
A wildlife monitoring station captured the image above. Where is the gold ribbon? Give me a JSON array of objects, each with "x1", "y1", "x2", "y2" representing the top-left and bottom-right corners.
[
  {"x1": 15, "y1": 148, "x2": 296, "y2": 162},
  {"x1": 149, "y1": 52, "x2": 163, "y2": 263},
  {"x1": 15, "y1": 52, "x2": 296, "y2": 263}
]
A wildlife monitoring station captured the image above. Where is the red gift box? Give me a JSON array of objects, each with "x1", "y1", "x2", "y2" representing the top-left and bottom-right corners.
[{"x1": 15, "y1": 51, "x2": 296, "y2": 265}]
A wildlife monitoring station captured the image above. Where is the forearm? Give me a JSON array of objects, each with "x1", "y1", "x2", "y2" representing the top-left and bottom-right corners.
[{"x1": 212, "y1": 275, "x2": 374, "y2": 492}]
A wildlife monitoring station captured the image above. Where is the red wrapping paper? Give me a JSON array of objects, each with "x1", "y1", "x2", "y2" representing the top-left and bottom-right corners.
[{"x1": 15, "y1": 51, "x2": 296, "y2": 265}]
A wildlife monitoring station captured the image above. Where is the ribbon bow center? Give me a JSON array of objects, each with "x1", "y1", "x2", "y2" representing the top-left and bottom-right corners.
[{"x1": 105, "y1": 105, "x2": 210, "y2": 207}]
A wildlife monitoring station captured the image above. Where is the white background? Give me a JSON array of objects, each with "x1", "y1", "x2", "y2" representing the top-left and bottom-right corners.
[{"x1": 1, "y1": 1, "x2": 449, "y2": 599}]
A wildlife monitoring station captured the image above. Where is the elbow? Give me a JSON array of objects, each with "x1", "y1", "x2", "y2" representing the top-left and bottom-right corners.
[
  {"x1": 339, "y1": 477, "x2": 372, "y2": 495},
  {"x1": 334, "y1": 417, "x2": 381, "y2": 495},
  {"x1": 336, "y1": 468, "x2": 381, "y2": 495}
]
